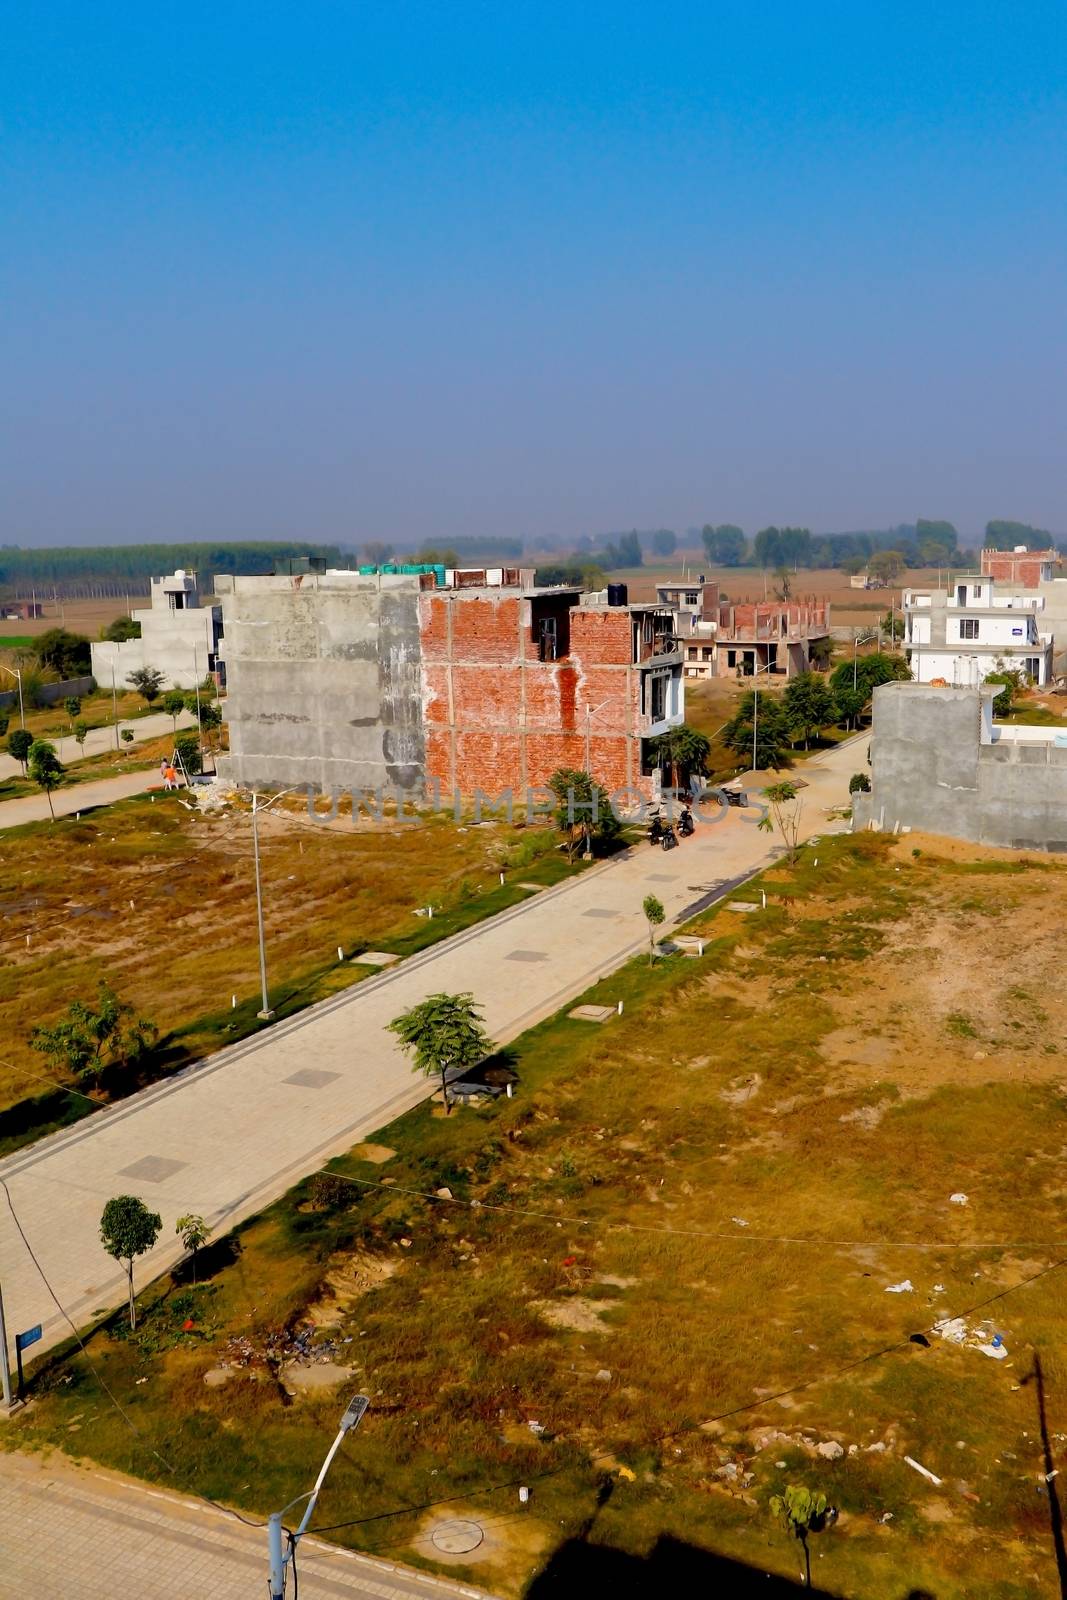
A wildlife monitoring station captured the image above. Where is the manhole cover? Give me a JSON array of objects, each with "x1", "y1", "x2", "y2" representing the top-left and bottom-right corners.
[{"x1": 431, "y1": 1519, "x2": 484, "y2": 1554}]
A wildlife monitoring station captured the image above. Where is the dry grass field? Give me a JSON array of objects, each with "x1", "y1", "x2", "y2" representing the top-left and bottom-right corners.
[
  {"x1": 14, "y1": 831, "x2": 1067, "y2": 1598},
  {"x1": 0, "y1": 795, "x2": 570, "y2": 1134}
]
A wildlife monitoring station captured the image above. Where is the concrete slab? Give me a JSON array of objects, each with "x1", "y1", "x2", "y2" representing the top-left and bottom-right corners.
[
  {"x1": 725, "y1": 900, "x2": 761, "y2": 913},
  {"x1": 568, "y1": 1004, "x2": 616, "y2": 1023},
  {"x1": 351, "y1": 949, "x2": 399, "y2": 967},
  {"x1": 116, "y1": 1155, "x2": 187, "y2": 1183},
  {"x1": 284, "y1": 1069, "x2": 341, "y2": 1089}
]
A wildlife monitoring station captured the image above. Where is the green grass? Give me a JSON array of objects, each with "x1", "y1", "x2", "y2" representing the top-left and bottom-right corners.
[{"x1": 11, "y1": 833, "x2": 1067, "y2": 1596}]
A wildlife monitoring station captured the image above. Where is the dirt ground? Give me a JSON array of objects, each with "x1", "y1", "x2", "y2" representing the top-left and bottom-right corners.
[{"x1": 0, "y1": 594, "x2": 159, "y2": 644}]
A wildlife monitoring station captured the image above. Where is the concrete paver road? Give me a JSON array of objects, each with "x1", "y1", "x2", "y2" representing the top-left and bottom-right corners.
[
  {"x1": 0, "y1": 1451, "x2": 497, "y2": 1600},
  {"x1": 0, "y1": 707, "x2": 195, "y2": 781},
  {"x1": 0, "y1": 768, "x2": 166, "y2": 828},
  {"x1": 0, "y1": 737, "x2": 862, "y2": 1361}
]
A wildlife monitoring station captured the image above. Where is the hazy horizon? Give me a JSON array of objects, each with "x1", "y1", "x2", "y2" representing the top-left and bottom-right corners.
[{"x1": 4, "y1": 4, "x2": 1066, "y2": 547}]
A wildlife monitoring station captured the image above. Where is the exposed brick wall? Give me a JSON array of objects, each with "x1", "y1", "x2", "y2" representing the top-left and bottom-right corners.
[
  {"x1": 418, "y1": 592, "x2": 648, "y2": 800},
  {"x1": 981, "y1": 549, "x2": 1057, "y2": 588}
]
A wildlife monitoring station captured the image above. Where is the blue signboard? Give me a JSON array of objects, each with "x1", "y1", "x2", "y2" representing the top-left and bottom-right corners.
[
  {"x1": 1012, "y1": 627, "x2": 1023, "y2": 636},
  {"x1": 15, "y1": 1325, "x2": 41, "y2": 1352}
]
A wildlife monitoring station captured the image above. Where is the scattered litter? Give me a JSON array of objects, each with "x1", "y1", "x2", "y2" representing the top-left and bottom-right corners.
[
  {"x1": 904, "y1": 1455, "x2": 942, "y2": 1486},
  {"x1": 519, "y1": 1486, "x2": 530, "y2": 1503},
  {"x1": 595, "y1": 1368, "x2": 612, "y2": 1383},
  {"x1": 1047, "y1": 1470, "x2": 1060, "y2": 1484},
  {"x1": 949, "y1": 1193, "x2": 968, "y2": 1206},
  {"x1": 977, "y1": 1341, "x2": 1008, "y2": 1361},
  {"x1": 135, "y1": 1377, "x2": 149, "y2": 1386},
  {"x1": 816, "y1": 1440, "x2": 845, "y2": 1460},
  {"x1": 616, "y1": 1465, "x2": 636, "y2": 1482},
  {"x1": 435, "y1": 1187, "x2": 453, "y2": 1200},
  {"x1": 885, "y1": 1279, "x2": 914, "y2": 1294},
  {"x1": 933, "y1": 1283, "x2": 945, "y2": 1293},
  {"x1": 879, "y1": 1511, "x2": 894, "y2": 1523},
  {"x1": 935, "y1": 1317, "x2": 968, "y2": 1344},
  {"x1": 731, "y1": 1217, "x2": 749, "y2": 1228},
  {"x1": 527, "y1": 1420, "x2": 545, "y2": 1436}
]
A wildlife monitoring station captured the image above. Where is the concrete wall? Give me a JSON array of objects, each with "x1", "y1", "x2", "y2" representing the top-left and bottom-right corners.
[
  {"x1": 215, "y1": 572, "x2": 425, "y2": 793},
  {"x1": 91, "y1": 606, "x2": 221, "y2": 691},
  {"x1": 0, "y1": 674, "x2": 95, "y2": 713},
  {"x1": 853, "y1": 681, "x2": 1067, "y2": 851}
]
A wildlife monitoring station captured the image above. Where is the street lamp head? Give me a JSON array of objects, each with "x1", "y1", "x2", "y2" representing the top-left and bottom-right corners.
[{"x1": 340, "y1": 1394, "x2": 370, "y2": 1433}]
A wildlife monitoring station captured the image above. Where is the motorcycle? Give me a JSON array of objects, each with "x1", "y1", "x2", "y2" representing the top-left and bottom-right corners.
[
  {"x1": 677, "y1": 807, "x2": 695, "y2": 838},
  {"x1": 660, "y1": 825, "x2": 679, "y2": 851},
  {"x1": 648, "y1": 816, "x2": 665, "y2": 846}
]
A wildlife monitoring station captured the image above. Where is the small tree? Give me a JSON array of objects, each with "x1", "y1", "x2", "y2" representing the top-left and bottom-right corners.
[
  {"x1": 174, "y1": 731, "x2": 202, "y2": 775},
  {"x1": 28, "y1": 739, "x2": 64, "y2": 819},
  {"x1": 758, "y1": 780, "x2": 803, "y2": 863},
  {"x1": 642, "y1": 894, "x2": 665, "y2": 966},
  {"x1": 162, "y1": 689, "x2": 186, "y2": 732},
  {"x1": 175, "y1": 1213, "x2": 212, "y2": 1283},
  {"x1": 102, "y1": 615, "x2": 141, "y2": 642},
  {"x1": 547, "y1": 768, "x2": 622, "y2": 862},
  {"x1": 7, "y1": 727, "x2": 32, "y2": 774},
  {"x1": 833, "y1": 685, "x2": 866, "y2": 731},
  {"x1": 849, "y1": 771, "x2": 871, "y2": 793},
  {"x1": 723, "y1": 692, "x2": 791, "y2": 771},
  {"x1": 198, "y1": 701, "x2": 223, "y2": 750},
  {"x1": 127, "y1": 665, "x2": 165, "y2": 705},
  {"x1": 100, "y1": 1196, "x2": 162, "y2": 1330},
  {"x1": 646, "y1": 724, "x2": 711, "y2": 791},
  {"x1": 881, "y1": 608, "x2": 906, "y2": 642},
  {"x1": 30, "y1": 981, "x2": 157, "y2": 1083},
  {"x1": 770, "y1": 1484, "x2": 831, "y2": 1589},
  {"x1": 63, "y1": 695, "x2": 82, "y2": 724},
  {"x1": 73, "y1": 720, "x2": 89, "y2": 753},
  {"x1": 121, "y1": 728, "x2": 135, "y2": 752},
  {"x1": 783, "y1": 672, "x2": 837, "y2": 750},
  {"x1": 984, "y1": 669, "x2": 1022, "y2": 718},
  {"x1": 388, "y1": 992, "x2": 493, "y2": 1115}
]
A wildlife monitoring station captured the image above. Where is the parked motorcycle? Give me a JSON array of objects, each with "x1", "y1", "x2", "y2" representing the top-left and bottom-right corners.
[
  {"x1": 660, "y1": 826, "x2": 679, "y2": 851},
  {"x1": 677, "y1": 807, "x2": 695, "y2": 837},
  {"x1": 648, "y1": 816, "x2": 664, "y2": 846}
]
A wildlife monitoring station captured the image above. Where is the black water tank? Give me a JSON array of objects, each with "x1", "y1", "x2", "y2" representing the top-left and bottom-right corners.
[{"x1": 607, "y1": 582, "x2": 628, "y2": 606}]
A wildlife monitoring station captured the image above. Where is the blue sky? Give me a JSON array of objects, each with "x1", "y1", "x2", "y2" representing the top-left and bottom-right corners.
[{"x1": 2, "y1": 2, "x2": 1066, "y2": 545}]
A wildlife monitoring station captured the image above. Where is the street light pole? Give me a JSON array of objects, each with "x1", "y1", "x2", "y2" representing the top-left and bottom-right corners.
[
  {"x1": 0, "y1": 1278, "x2": 13, "y2": 1409},
  {"x1": 250, "y1": 787, "x2": 302, "y2": 1021},
  {"x1": 111, "y1": 663, "x2": 119, "y2": 752},
  {"x1": 267, "y1": 1394, "x2": 369, "y2": 1600}
]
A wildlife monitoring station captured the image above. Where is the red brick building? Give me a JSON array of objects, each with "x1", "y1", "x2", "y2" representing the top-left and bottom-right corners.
[
  {"x1": 712, "y1": 598, "x2": 831, "y2": 677},
  {"x1": 419, "y1": 582, "x2": 683, "y2": 799},
  {"x1": 981, "y1": 547, "x2": 1059, "y2": 589}
]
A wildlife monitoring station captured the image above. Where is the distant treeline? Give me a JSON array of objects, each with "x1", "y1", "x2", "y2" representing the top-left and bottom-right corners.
[{"x1": 0, "y1": 540, "x2": 344, "y2": 593}]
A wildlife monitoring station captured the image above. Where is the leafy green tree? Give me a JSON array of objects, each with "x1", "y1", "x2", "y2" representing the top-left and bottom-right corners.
[
  {"x1": 985, "y1": 519, "x2": 1050, "y2": 550},
  {"x1": 7, "y1": 728, "x2": 31, "y2": 773},
  {"x1": 73, "y1": 720, "x2": 89, "y2": 752},
  {"x1": 783, "y1": 673, "x2": 837, "y2": 750},
  {"x1": 649, "y1": 529, "x2": 677, "y2": 557},
  {"x1": 121, "y1": 728, "x2": 135, "y2": 751},
  {"x1": 101, "y1": 615, "x2": 141, "y2": 642},
  {"x1": 829, "y1": 651, "x2": 909, "y2": 705},
  {"x1": 984, "y1": 669, "x2": 1022, "y2": 717},
  {"x1": 28, "y1": 739, "x2": 64, "y2": 818},
  {"x1": 174, "y1": 732, "x2": 202, "y2": 775},
  {"x1": 63, "y1": 695, "x2": 82, "y2": 723},
  {"x1": 808, "y1": 636, "x2": 833, "y2": 669},
  {"x1": 361, "y1": 541, "x2": 395, "y2": 564},
  {"x1": 100, "y1": 1196, "x2": 163, "y2": 1330},
  {"x1": 35, "y1": 628, "x2": 91, "y2": 676},
  {"x1": 723, "y1": 692, "x2": 791, "y2": 771},
  {"x1": 30, "y1": 981, "x2": 157, "y2": 1083},
  {"x1": 414, "y1": 546, "x2": 460, "y2": 566},
  {"x1": 849, "y1": 771, "x2": 871, "y2": 793},
  {"x1": 547, "y1": 767, "x2": 621, "y2": 861},
  {"x1": 881, "y1": 608, "x2": 905, "y2": 641},
  {"x1": 833, "y1": 685, "x2": 866, "y2": 730},
  {"x1": 753, "y1": 527, "x2": 812, "y2": 569},
  {"x1": 162, "y1": 689, "x2": 186, "y2": 731},
  {"x1": 642, "y1": 894, "x2": 665, "y2": 967},
  {"x1": 758, "y1": 780, "x2": 803, "y2": 863},
  {"x1": 868, "y1": 549, "x2": 905, "y2": 583},
  {"x1": 175, "y1": 1213, "x2": 212, "y2": 1283},
  {"x1": 127, "y1": 666, "x2": 165, "y2": 705},
  {"x1": 701, "y1": 525, "x2": 747, "y2": 566},
  {"x1": 388, "y1": 992, "x2": 493, "y2": 1115},
  {"x1": 646, "y1": 724, "x2": 711, "y2": 790},
  {"x1": 770, "y1": 1484, "x2": 831, "y2": 1589}
]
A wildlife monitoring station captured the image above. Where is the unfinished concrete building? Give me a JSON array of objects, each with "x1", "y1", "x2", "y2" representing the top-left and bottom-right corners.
[
  {"x1": 852, "y1": 681, "x2": 1067, "y2": 851},
  {"x1": 215, "y1": 568, "x2": 684, "y2": 800},
  {"x1": 713, "y1": 598, "x2": 831, "y2": 678},
  {"x1": 91, "y1": 570, "x2": 223, "y2": 691}
]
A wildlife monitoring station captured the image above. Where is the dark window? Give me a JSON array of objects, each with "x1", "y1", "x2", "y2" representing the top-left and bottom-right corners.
[
  {"x1": 650, "y1": 675, "x2": 667, "y2": 721},
  {"x1": 960, "y1": 618, "x2": 979, "y2": 640}
]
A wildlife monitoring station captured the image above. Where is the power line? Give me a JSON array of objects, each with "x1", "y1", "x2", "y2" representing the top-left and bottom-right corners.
[{"x1": 316, "y1": 1166, "x2": 1067, "y2": 1254}]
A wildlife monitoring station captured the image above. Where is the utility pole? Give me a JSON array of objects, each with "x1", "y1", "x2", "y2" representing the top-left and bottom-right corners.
[
  {"x1": 0, "y1": 1280, "x2": 12, "y2": 1409},
  {"x1": 111, "y1": 663, "x2": 119, "y2": 751}
]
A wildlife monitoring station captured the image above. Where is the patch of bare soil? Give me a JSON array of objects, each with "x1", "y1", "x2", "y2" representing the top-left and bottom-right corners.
[
  {"x1": 305, "y1": 1252, "x2": 399, "y2": 1327},
  {"x1": 531, "y1": 1296, "x2": 617, "y2": 1334},
  {"x1": 410, "y1": 1501, "x2": 553, "y2": 1580}
]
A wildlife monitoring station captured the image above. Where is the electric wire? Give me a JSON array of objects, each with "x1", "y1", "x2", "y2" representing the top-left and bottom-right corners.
[{"x1": 315, "y1": 1166, "x2": 1067, "y2": 1254}]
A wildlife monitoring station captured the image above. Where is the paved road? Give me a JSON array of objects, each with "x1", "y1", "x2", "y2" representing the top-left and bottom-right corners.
[
  {"x1": 0, "y1": 1451, "x2": 497, "y2": 1600},
  {"x1": 0, "y1": 737, "x2": 861, "y2": 1360},
  {"x1": 0, "y1": 767, "x2": 167, "y2": 828},
  {"x1": 0, "y1": 707, "x2": 196, "y2": 780}
]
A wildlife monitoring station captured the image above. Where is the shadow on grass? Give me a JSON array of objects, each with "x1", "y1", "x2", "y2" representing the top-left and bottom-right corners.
[
  {"x1": 171, "y1": 1233, "x2": 242, "y2": 1287},
  {"x1": 524, "y1": 1533, "x2": 848, "y2": 1597}
]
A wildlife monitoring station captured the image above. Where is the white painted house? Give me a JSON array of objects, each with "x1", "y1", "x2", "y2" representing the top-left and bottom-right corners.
[
  {"x1": 91, "y1": 570, "x2": 223, "y2": 692},
  {"x1": 904, "y1": 573, "x2": 1053, "y2": 687}
]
